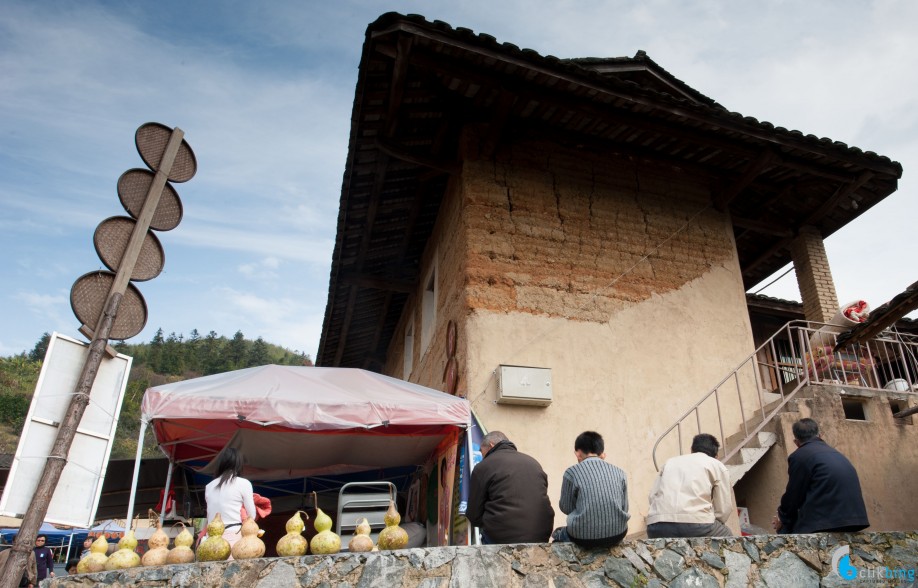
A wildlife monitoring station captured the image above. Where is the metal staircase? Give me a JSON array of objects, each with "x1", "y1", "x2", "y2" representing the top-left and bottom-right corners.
[{"x1": 653, "y1": 320, "x2": 918, "y2": 485}]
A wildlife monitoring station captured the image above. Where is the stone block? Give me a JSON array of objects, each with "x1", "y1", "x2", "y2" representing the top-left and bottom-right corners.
[
  {"x1": 602, "y1": 556, "x2": 637, "y2": 587},
  {"x1": 652, "y1": 548, "x2": 685, "y2": 581},
  {"x1": 700, "y1": 551, "x2": 725, "y2": 569},
  {"x1": 260, "y1": 560, "x2": 299, "y2": 588},
  {"x1": 760, "y1": 552, "x2": 819, "y2": 587},
  {"x1": 669, "y1": 567, "x2": 719, "y2": 588},
  {"x1": 724, "y1": 550, "x2": 752, "y2": 588}
]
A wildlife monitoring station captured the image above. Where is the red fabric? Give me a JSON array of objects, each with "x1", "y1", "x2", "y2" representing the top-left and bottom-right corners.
[
  {"x1": 843, "y1": 301, "x2": 869, "y2": 322},
  {"x1": 241, "y1": 493, "x2": 272, "y2": 521},
  {"x1": 155, "y1": 489, "x2": 174, "y2": 513}
]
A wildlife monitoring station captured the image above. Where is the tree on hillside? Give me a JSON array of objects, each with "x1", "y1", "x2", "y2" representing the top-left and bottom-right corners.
[
  {"x1": 161, "y1": 332, "x2": 185, "y2": 375},
  {"x1": 148, "y1": 328, "x2": 165, "y2": 371},
  {"x1": 28, "y1": 333, "x2": 51, "y2": 362},
  {"x1": 227, "y1": 331, "x2": 247, "y2": 369},
  {"x1": 202, "y1": 331, "x2": 227, "y2": 375},
  {"x1": 247, "y1": 337, "x2": 271, "y2": 367}
]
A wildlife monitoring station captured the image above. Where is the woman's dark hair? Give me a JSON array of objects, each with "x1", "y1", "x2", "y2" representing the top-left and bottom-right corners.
[{"x1": 215, "y1": 447, "x2": 244, "y2": 488}]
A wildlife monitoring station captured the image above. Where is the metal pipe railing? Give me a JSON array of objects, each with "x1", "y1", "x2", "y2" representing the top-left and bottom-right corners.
[{"x1": 652, "y1": 321, "x2": 918, "y2": 471}]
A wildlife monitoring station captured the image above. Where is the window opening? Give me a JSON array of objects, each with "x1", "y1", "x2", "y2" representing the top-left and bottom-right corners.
[
  {"x1": 404, "y1": 323, "x2": 414, "y2": 379},
  {"x1": 841, "y1": 397, "x2": 867, "y2": 421},
  {"x1": 421, "y1": 264, "x2": 437, "y2": 352}
]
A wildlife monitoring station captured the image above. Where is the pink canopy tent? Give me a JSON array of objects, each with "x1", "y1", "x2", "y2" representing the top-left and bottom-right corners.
[{"x1": 125, "y1": 365, "x2": 471, "y2": 521}]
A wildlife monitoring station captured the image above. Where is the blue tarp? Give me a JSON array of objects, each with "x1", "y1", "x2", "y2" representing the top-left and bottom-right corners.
[{"x1": 0, "y1": 522, "x2": 89, "y2": 560}]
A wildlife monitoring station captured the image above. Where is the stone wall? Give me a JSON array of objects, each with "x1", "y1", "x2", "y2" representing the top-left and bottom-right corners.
[{"x1": 48, "y1": 532, "x2": 918, "y2": 587}]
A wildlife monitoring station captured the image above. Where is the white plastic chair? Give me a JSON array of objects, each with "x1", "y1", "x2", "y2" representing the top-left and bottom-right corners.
[{"x1": 335, "y1": 481, "x2": 396, "y2": 546}]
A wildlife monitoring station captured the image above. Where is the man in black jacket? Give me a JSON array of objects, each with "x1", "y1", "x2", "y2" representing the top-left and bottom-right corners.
[
  {"x1": 774, "y1": 418, "x2": 869, "y2": 534},
  {"x1": 466, "y1": 431, "x2": 554, "y2": 544}
]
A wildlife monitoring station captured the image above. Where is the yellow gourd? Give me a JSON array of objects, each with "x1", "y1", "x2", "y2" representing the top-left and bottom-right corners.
[
  {"x1": 141, "y1": 520, "x2": 170, "y2": 566},
  {"x1": 231, "y1": 517, "x2": 265, "y2": 559},
  {"x1": 77, "y1": 534, "x2": 110, "y2": 574},
  {"x1": 377, "y1": 501, "x2": 409, "y2": 550},
  {"x1": 347, "y1": 517, "x2": 374, "y2": 553},
  {"x1": 197, "y1": 512, "x2": 231, "y2": 561},
  {"x1": 276, "y1": 510, "x2": 309, "y2": 556},
  {"x1": 166, "y1": 522, "x2": 195, "y2": 564},
  {"x1": 105, "y1": 529, "x2": 141, "y2": 570},
  {"x1": 309, "y1": 507, "x2": 341, "y2": 554}
]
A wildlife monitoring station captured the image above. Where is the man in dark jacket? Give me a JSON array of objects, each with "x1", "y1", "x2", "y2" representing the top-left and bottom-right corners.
[
  {"x1": 774, "y1": 418, "x2": 869, "y2": 534},
  {"x1": 466, "y1": 431, "x2": 554, "y2": 544}
]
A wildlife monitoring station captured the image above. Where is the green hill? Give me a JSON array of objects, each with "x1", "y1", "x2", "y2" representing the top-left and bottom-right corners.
[{"x1": 0, "y1": 330, "x2": 312, "y2": 458}]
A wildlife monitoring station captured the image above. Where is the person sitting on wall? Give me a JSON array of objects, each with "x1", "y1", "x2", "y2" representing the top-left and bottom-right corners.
[
  {"x1": 646, "y1": 433, "x2": 736, "y2": 538},
  {"x1": 772, "y1": 418, "x2": 869, "y2": 534},
  {"x1": 551, "y1": 431, "x2": 630, "y2": 548},
  {"x1": 466, "y1": 431, "x2": 555, "y2": 544}
]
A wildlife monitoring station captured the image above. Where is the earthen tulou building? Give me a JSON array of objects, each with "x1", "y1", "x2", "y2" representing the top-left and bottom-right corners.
[{"x1": 317, "y1": 12, "x2": 918, "y2": 538}]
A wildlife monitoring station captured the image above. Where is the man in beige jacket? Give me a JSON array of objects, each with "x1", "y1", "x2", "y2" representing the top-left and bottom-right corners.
[{"x1": 646, "y1": 433, "x2": 736, "y2": 538}]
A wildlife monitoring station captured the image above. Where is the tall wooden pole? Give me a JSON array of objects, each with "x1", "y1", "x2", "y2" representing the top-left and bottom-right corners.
[{"x1": 0, "y1": 128, "x2": 184, "y2": 588}]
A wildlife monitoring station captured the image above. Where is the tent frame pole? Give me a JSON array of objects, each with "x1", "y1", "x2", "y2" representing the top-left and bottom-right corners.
[
  {"x1": 125, "y1": 419, "x2": 148, "y2": 523},
  {"x1": 159, "y1": 460, "x2": 174, "y2": 525}
]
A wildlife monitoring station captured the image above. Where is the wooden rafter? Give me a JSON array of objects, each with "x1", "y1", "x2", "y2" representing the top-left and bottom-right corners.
[
  {"x1": 376, "y1": 137, "x2": 459, "y2": 175},
  {"x1": 714, "y1": 150, "x2": 777, "y2": 211},
  {"x1": 731, "y1": 216, "x2": 795, "y2": 238}
]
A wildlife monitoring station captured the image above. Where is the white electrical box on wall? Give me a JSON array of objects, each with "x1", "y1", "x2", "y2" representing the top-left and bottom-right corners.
[{"x1": 497, "y1": 365, "x2": 552, "y2": 406}]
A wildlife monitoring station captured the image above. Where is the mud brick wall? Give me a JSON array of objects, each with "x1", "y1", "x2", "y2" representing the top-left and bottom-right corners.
[{"x1": 462, "y1": 138, "x2": 734, "y2": 323}]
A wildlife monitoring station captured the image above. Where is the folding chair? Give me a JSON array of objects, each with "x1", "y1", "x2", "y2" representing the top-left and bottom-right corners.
[{"x1": 335, "y1": 481, "x2": 396, "y2": 548}]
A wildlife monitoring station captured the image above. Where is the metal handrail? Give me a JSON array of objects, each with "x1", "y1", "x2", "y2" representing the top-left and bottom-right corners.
[{"x1": 652, "y1": 320, "x2": 918, "y2": 470}]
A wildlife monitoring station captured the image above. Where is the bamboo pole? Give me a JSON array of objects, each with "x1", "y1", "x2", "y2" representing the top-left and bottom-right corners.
[{"x1": 0, "y1": 128, "x2": 184, "y2": 588}]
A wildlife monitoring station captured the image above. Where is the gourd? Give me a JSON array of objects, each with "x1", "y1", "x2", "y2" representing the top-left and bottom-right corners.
[
  {"x1": 105, "y1": 529, "x2": 141, "y2": 570},
  {"x1": 76, "y1": 534, "x2": 110, "y2": 573},
  {"x1": 166, "y1": 522, "x2": 195, "y2": 564},
  {"x1": 347, "y1": 517, "x2": 374, "y2": 553},
  {"x1": 276, "y1": 510, "x2": 309, "y2": 557},
  {"x1": 231, "y1": 516, "x2": 265, "y2": 560},
  {"x1": 377, "y1": 501, "x2": 409, "y2": 550},
  {"x1": 309, "y1": 507, "x2": 341, "y2": 554},
  {"x1": 141, "y1": 520, "x2": 170, "y2": 566},
  {"x1": 196, "y1": 512, "x2": 231, "y2": 561}
]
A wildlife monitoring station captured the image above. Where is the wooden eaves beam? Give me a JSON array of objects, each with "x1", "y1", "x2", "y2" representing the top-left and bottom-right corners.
[
  {"x1": 743, "y1": 171, "x2": 875, "y2": 276},
  {"x1": 376, "y1": 137, "x2": 459, "y2": 175},
  {"x1": 378, "y1": 23, "x2": 902, "y2": 179},
  {"x1": 332, "y1": 153, "x2": 390, "y2": 367},
  {"x1": 714, "y1": 149, "x2": 777, "y2": 211},
  {"x1": 339, "y1": 273, "x2": 415, "y2": 293},
  {"x1": 374, "y1": 42, "x2": 881, "y2": 190},
  {"x1": 731, "y1": 216, "x2": 795, "y2": 238}
]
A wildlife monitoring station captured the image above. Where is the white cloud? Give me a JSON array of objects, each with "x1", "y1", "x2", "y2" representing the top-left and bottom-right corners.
[{"x1": 1, "y1": 0, "x2": 916, "y2": 363}]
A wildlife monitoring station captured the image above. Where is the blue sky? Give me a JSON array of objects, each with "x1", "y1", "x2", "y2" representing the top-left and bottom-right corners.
[{"x1": 2, "y1": 0, "x2": 916, "y2": 359}]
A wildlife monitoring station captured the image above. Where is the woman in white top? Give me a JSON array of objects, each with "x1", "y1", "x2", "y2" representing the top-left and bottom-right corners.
[{"x1": 205, "y1": 447, "x2": 257, "y2": 550}]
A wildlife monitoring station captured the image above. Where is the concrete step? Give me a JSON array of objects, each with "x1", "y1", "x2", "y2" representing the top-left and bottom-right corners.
[{"x1": 726, "y1": 431, "x2": 778, "y2": 485}]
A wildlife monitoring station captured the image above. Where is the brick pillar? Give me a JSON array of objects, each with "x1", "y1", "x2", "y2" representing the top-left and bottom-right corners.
[{"x1": 790, "y1": 226, "x2": 839, "y2": 323}]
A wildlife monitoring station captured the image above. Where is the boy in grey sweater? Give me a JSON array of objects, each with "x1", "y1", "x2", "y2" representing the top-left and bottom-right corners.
[{"x1": 551, "y1": 431, "x2": 630, "y2": 547}]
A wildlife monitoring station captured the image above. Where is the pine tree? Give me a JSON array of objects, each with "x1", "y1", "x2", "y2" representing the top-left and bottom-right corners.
[
  {"x1": 247, "y1": 337, "x2": 271, "y2": 367},
  {"x1": 227, "y1": 331, "x2": 247, "y2": 369},
  {"x1": 28, "y1": 333, "x2": 51, "y2": 362}
]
